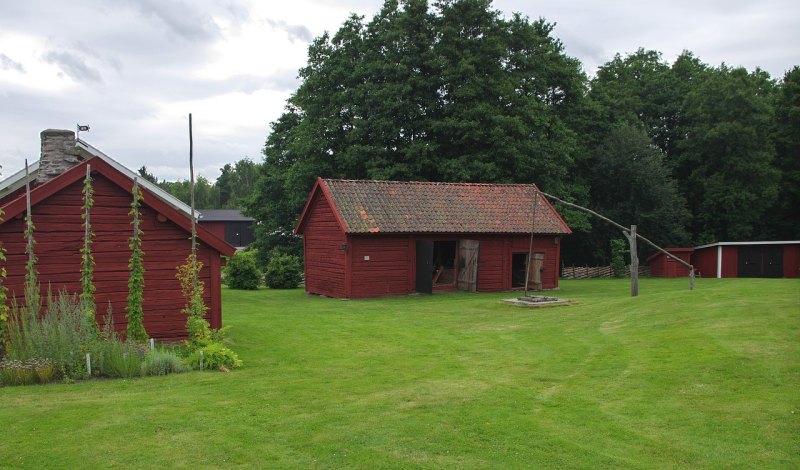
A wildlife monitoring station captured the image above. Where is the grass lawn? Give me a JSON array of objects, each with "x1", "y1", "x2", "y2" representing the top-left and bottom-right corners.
[{"x1": 1, "y1": 278, "x2": 798, "y2": 468}]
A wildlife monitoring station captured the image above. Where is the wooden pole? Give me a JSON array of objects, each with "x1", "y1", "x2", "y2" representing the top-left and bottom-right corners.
[
  {"x1": 524, "y1": 188, "x2": 539, "y2": 296},
  {"x1": 84, "y1": 165, "x2": 91, "y2": 249},
  {"x1": 538, "y1": 190, "x2": 695, "y2": 291},
  {"x1": 624, "y1": 225, "x2": 639, "y2": 297},
  {"x1": 189, "y1": 113, "x2": 196, "y2": 258},
  {"x1": 189, "y1": 113, "x2": 198, "y2": 292},
  {"x1": 24, "y1": 159, "x2": 33, "y2": 267}
]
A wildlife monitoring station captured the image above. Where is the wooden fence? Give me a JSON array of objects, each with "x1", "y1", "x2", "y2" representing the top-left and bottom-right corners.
[{"x1": 561, "y1": 265, "x2": 651, "y2": 279}]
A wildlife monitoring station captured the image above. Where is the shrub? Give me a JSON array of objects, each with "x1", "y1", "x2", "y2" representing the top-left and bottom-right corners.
[
  {"x1": 0, "y1": 358, "x2": 58, "y2": 386},
  {"x1": 264, "y1": 252, "x2": 303, "y2": 289},
  {"x1": 186, "y1": 342, "x2": 242, "y2": 371},
  {"x1": 5, "y1": 291, "x2": 95, "y2": 380},
  {"x1": 141, "y1": 349, "x2": 189, "y2": 376},
  {"x1": 92, "y1": 340, "x2": 146, "y2": 379},
  {"x1": 225, "y1": 250, "x2": 261, "y2": 290},
  {"x1": 610, "y1": 239, "x2": 628, "y2": 278}
]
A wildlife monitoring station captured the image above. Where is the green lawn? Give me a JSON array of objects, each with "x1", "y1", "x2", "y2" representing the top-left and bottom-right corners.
[{"x1": 2, "y1": 278, "x2": 798, "y2": 468}]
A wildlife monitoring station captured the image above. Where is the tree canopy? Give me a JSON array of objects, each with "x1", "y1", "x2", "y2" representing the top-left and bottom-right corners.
[{"x1": 234, "y1": 0, "x2": 796, "y2": 265}]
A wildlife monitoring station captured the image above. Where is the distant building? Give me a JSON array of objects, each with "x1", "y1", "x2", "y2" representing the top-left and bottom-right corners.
[
  {"x1": 692, "y1": 241, "x2": 800, "y2": 278},
  {"x1": 646, "y1": 248, "x2": 694, "y2": 278},
  {"x1": 645, "y1": 241, "x2": 800, "y2": 278},
  {"x1": 197, "y1": 209, "x2": 255, "y2": 249}
]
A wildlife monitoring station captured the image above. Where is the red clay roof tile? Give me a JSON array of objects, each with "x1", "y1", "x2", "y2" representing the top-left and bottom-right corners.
[{"x1": 321, "y1": 179, "x2": 571, "y2": 235}]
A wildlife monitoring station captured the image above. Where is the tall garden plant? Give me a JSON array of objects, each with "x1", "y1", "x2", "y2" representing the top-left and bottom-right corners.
[
  {"x1": 80, "y1": 165, "x2": 98, "y2": 335},
  {"x1": 126, "y1": 178, "x2": 148, "y2": 342}
]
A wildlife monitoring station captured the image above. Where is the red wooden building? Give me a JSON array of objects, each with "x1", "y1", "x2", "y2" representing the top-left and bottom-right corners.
[
  {"x1": 646, "y1": 248, "x2": 694, "y2": 277},
  {"x1": 295, "y1": 178, "x2": 571, "y2": 298},
  {"x1": 691, "y1": 241, "x2": 800, "y2": 278},
  {"x1": 0, "y1": 129, "x2": 235, "y2": 340}
]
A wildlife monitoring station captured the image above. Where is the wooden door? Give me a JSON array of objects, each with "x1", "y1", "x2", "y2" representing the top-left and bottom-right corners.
[
  {"x1": 763, "y1": 246, "x2": 783, "y2": 278},
  {"x1": 738, "y1": 246, "x2": 762, "y2": 277},
  {"x1": 457, "y1": 239, "x2": 479, "y2": 292},
  {"x1": 527, "y1": 252, "x2": 545, "y2": 291},
  {"x1": 415, "y1": 240, "x2": 434, "y2": 294}
]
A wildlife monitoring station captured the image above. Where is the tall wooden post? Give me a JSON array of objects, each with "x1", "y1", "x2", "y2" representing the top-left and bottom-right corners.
[
  {"x1": 524, "y1": 189, "x2": 539, "y2": 297},
  {"x1": 624, "y1": 225, "x2": 639, "y2": 297}
]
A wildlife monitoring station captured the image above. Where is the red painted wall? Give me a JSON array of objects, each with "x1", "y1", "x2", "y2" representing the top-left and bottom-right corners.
[
  {"x1": 648, "y1": 249, "x2": 693, "y2": 277},
  {"x1": 347, "y1": 235, "x2": 412, "y2": 298},
  {"x1": 784, "y1": 245, "x2": 800, "y2": 278},
  {"x1": 1, "y1": 174, "x2": 222, "y2": 340},
  {"x1": 335, "y1": 233, "x2": 561, "y2": 298},
  {"x1": 720, "y1": 246, "x2": 738, "y2": 278},
  {"x1": 692, "y1": 247, "x2": 718, "y2": 278},
  {"x1": 200, "y1": 221, "x2": 226, "y2": 240},
  {"x1": 302, "y1": 191, "x2": 347, "y2": 297}
]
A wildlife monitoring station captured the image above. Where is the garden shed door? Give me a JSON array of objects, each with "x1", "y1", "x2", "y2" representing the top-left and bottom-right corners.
[
  {"x1": 527, "y1": 252, "x2": 545, "y2": 291},
  {"x1": 416, "y1": 240, "x2": 434, "y2": 294},
  {"x1": 457, "y1": 239, "x2": 479, "y2": 292}
]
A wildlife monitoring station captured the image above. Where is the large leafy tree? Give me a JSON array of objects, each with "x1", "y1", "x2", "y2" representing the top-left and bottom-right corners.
[
  {"x1": 589, "y1": 124, "x2": 690, "y2": 257},
  {"x1": 768, "y1": 66, "x2": 800, "y2": 239},
  {"x1": 247, "y1": 0, "x2": 588, "y2": 257},
  {"x1": 679, "y1": 65, "x2": 779, "y2": 242}
]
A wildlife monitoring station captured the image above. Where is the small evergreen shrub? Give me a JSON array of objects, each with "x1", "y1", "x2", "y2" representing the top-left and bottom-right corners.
[
  {"x1": 225, "y1": 250, "x2": 261, "y2": 290},
  {"x1": 264, "y1": 252, "x2": 302, "y2": 289}
]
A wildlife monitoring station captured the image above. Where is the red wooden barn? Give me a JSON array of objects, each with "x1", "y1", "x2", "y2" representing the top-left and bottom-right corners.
[
  {"x1": 0, "y1": 129, "x2": 235, "y2": 340},
  {"x1": 295, "y1": 178, "x2": 571, "y2": 298},
  {"x1": 646, "y1": 248, "x2": 694, "y2": 277},
  {"x1": 691, "y1": 241, "x2": 800, "y2": 278}
]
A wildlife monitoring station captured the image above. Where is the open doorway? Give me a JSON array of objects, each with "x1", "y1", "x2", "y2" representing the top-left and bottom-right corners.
[
  {"x1": 432, "y1": 240, "x2": 457, "y2": 286},
  {"x1": 512, "y1": 253, "x2": 528, "y2": 288}
]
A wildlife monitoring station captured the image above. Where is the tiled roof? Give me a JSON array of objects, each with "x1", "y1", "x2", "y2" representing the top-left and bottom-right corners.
[{"x1": 320, "y1": 179, "x2": 571, "y2": 234}]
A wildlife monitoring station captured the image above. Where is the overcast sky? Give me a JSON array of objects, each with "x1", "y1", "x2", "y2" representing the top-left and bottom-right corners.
[{"x1": 1, "y1": 0, "x2": 798, "y2": 182}]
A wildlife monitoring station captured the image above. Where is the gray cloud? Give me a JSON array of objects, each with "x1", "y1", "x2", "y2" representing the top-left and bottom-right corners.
[
  {"x1": 267, "y1": 19, "x2": 313, "y2": 43},
  {"x1": 0, "y1": 53, "x2": 25, "y2": 73},
  {"x1": 120, "y1": 0, "x2": 221, "y2": 41},
  {"x1": 42, "y1": 50, "x2": 103, "y2": 83}
]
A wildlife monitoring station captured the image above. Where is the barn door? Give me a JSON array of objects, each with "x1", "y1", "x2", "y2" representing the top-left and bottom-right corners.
[
  {"x1": 763, "y1": 246, "x2": 783, "y2": 278},
  {"x1": 416, "y1": 240, "x2": 434, "y2": 294},
  {"x1": 457, "y1": 239, "x2": 480, "y2": 292},
  {"x1": 527, "y1": 252, "x2": 545, "y2": 291},
  {"x1": 738, "y1": 246, "x2": 762, "y2": 277}
]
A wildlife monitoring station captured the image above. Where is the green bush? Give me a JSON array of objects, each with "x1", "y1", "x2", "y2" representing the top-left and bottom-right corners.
[
  {"x1": 91, "y1": 340, "x2": 146, "y2": 379},
  {"x1": 4, "y1": 291, "x2": 95, "y2": 380},
  {"x1": 225, "y1": 250, "x2": 261, "y2": 290},
  {"x1": 0, "y1": 358, "x2": 58, "y2": 385},
  {"x1": 264, "y1": 252, "x2": 303, "y2": 289},
  {"x1": 141, "y1": 349, "x2": 189, "y2": 376},
  {"x1": 610, "y1": 239, "x2": 628, "y2": 278},
  {"x1": 186, "y1": 342, "x2": 242, "y2": 371}
]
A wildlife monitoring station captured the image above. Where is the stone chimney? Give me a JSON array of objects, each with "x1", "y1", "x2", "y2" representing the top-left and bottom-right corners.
[{"x1": 38, "y1": 129, "x2": 87, "y2": 183}]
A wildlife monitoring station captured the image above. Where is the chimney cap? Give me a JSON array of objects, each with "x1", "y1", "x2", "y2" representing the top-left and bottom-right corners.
[{"x1": 41, "y1": 129, "x2": 75, "y2": 137}]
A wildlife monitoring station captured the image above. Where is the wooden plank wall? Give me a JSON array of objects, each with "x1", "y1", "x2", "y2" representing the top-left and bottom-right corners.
[
  {"x1": 302, "y1": 192, "x2": 347, "y2": 297},
  {"x1": 0, "y1": 174, "x2": 218, "y2": 341}
]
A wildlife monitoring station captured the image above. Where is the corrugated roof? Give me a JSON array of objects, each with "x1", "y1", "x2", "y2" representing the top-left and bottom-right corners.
[{"x1": 319, "y1": 179, "x2": 571, "y2": 234}]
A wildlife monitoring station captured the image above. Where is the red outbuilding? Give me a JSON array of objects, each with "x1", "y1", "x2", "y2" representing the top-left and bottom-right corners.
[
  {"x1": 0, "y1": 129, "x2": 235, "y2": 340},
  {"x1": 295, "y1": 178, "x2": 571, "y2": 298},
  {"x1": 646, "y1": 248, "x2": 695, "y2": 277},
  {"x1": 691, "y1": 241, "x2": 800, "y2": 278}
]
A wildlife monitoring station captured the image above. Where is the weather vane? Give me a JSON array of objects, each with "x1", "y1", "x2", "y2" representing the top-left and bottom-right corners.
[{"x1": 76, "y1": 124, "x2": 90, "y2": 140}]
